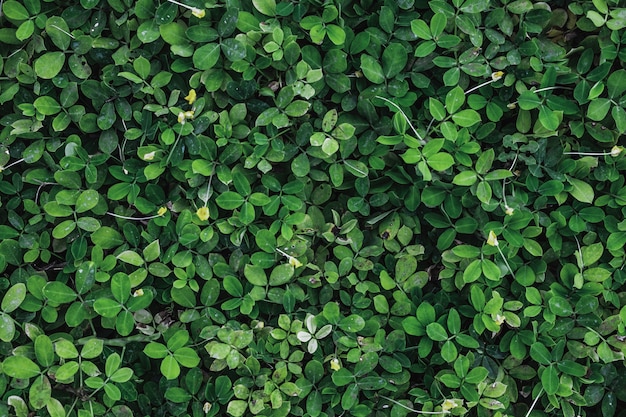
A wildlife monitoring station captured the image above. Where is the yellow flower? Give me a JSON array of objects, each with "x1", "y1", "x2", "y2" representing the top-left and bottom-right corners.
[
  {"x1": 487, "y1": 230, "x2": 499, "y2": 247},
  {"x1": 494, "y1": 313, "x2": 505, "y2": 325},
  {"x1": 491, "y1": 71, "x2": 504, "y2": 81},
  {"x1": 178, "y1": 112, "x2": 186, "y2": 124},
  {"x1": 184, "y1": 89, "x2": 197, "y2": 105},
  {"x1": 132, "y1": 289, "x2": 144, "y2": 297},
  {"x1": 191, "y1": 8, "x2": 205, "y2": 18},
  {"x1": 288, "y1": 256, "x2": 303, "y2": 268},
  {"x1": 203, "y1": 402, "x2": 211, "y2": 413},
  {"x1": 157, "y1": 207, "x2": 168, "y2": 216},
  {"x1": 611, "y1": 146, "x2": 623, "y2": 157},
  {"x1": 184, "y1": 110, "x2": 195, "y2": 119},
  {"x1": 505, "y1": 205, "x2": 514, "y2": 216},
  {"x1": 330, "y1": 358, "x2": 341, "y2": 371},
  {"x1": 143, "y1": 151, "x2": 156, "y2": 161},
  {"x1": 441, "y1": 398, "x2": 463, "y2": 411},
  {"x1": 196, "y1": 206, "x2": 210, "y2": 221}
]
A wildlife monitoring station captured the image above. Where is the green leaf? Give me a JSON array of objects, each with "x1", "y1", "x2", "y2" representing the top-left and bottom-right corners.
[
  {"x1": 173, "y1": 347, "x2": 201, "y2": 368},
  {"x1": 269, "y1": 264, "x2": 294, "y2": 286},
  {"x1": 0, "y1": 312, "x2": 15, "y2": 342},
  {"x1": 52, "y1": 219, "x2": 76, "y2": 239},
  {"x1": 429, "y1": 98, "x2": 446, "y2": 121},
  {"x1": 193, "y1": 43, "x2": 221, "y2": 70},
  {"x1": 3, "y1": 356, "x2": 41, "y2": 378},
  {"x1": 426, "y1": 153, "x2": 454, "y2": 171},
  {"x1": 426, "y1": 322, "x2": 448, "y2": 341},
  {"x1": 34, "y1": 52, "x2": 65, "y2": 79},
  {"x1": 411, "y1": 19, "x2": 431, "y2": 40},
  {"x1": 55, "y1": 361, "x2": 79, "y2": 381},
  {"x1": 29, "y1": 375, "x2": 52, "y2": 409},
  {"x1": 530, "y1": 342, "x2": 552, "y2": 365},
  {"x1": 548, "y1": 296, "x2": 573, "y2": 317},
  {"x1": 252, "y1": 0, "x2": 276, "y2": 16},
  {"x1": 216, "y1": 191, "x2": 245, "y2": 209},
  {"x1": 75, "y1": 189, "x2": 99, "y2": 213},
  {"x1": 587, "y1": 98, "x2": 611, "y2": 121},
  {"x1": 144, "y1": 342, "x2": 169, "y2": 359},
  {"x1": 43, "y1": 282, "x2": 77, "y2": 304},
  {"x1": 453, "y1": 171, "x2": 478, "y2": 186},
  {"x1": 607, "y1": 69, "x2": 626, "y2": 98},
  {"x1": 331, "y1": 368, "x2": 354, "y2": 386},
  {"x1": 541, "y1": 364, "x2": 559, "y2": 395},
  {"x1": 34, "y1": 97, "x2": 61, "y2": 116},
  {"x1": 81, "y1": 338, "x2": 103, "y2": 359},
  {"x1": 244, "y1": 264, "x2": 268, "y2": 286},
  {"x1": 44, "y1": 17, "x2": 70, "y2": 50},
  {"x1": 46, "y1": 398, "x2": 65, "y2": 417},
  {"x1": 117, "y1": 250, "x2": 144, "y2": 266},
  {"x1": 538, "y1": 180, "x2": 564, "y2": 196},
  {"x1": 339, "y1": 315, "x2": 365, "y2": 332},
  {"x1": 160, "y1": 355, "x2": 181, "y2": 380},
  {"x1": 93, "y1": 298, "x2": 122, "y2": 318},
  {"x1": 284, "y1": 100, "x2": 310, "y2": 117},
  {"x1": 518, "y1": 91, "x2": 542, "y2": 110},
  {"x1": 3, "y1": 1, "x2": 29, "y2": 20},
  {"x1": 227, "y1": 400, "x2": 248, "y2": 417},
  {"x1": 446, "y1": 86, "x2": 465, "y2": 114},
  {"x1": 360, "y1": 55, "x2": 385, "y2": 84},
  {"x1": 451, "y1": 109, "x2": 481, "y2": 127},
  {"x1": 567, "y1": 177, "x2": 594, "y2": 203},
  {"x1": 382, "y1": 43, "x2": 408, "y2": 79},
  {"x1": 2, "y1": 283, "x2": 26, "y2": 313}
]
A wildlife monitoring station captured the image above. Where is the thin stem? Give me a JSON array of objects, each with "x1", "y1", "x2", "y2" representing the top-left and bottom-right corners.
[
  {"x1": 0, "y1": 158, "x2": 25, "y2": 171},
  {"x1": 524, "y1": 388, "x2": 543, "y2": 417},
  {"x1": 375, "y1": 96, "x2": 423, "y2": 141},
  {"x1": 496, "y1": 246, "x2": 516, "y2": 280},
  {"x1": 563, "y1": 151, "x2": 611, "y2": 156},
  {"x1": 378, "y1": 395, "x2": 450, "y2": 415},
  {"x1": 106, "y1": 211, "x2": 162, "y2": 221},
  {"x1": 50, "y1": 24, "x2": 75, "y2": 39}
]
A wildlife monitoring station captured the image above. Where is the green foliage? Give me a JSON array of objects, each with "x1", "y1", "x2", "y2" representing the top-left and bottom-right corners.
[{"x1": 2, "y1": 0, "x2": 626, "y2": 417}]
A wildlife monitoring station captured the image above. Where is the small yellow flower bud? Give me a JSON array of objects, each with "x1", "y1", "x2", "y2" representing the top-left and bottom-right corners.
[
  {"x1": 507, "y1": 102, "x2": 517, "y2": 109},
  {"x1": 184, "y1": 89, "x2": 197, "y2": 105},
  {"x1": 184, "y1": 110, "x2": 195, "y2": 119},
  {"x1": 143, "y1": 151, "x2": 156, "y2": 161},
  {"x1": 157, "y1": 207, "x2": 168, "y2": 216},
  {"x1": 192, "y1": 8, "x2": 205, "y2": 18},
  {"x1": 491, "y1": 71, "x2": 504, "y2": 81},
  {"x1": 203, "y1": 402, "x2": 211, "y2": 413},
  {"x1": 611, "y1": 146, "x2": 623, "y2": 157},
  {"x1": 288, "y1": 256, "x2": 303, "y2": 268},
  {"x1": 133, "y1": 289, "x2": 144, "y2": 297},
  {"x1": 487, "y1": 230, "x2": 499, "y2": 247},
  {"x1": 494, "y1": 313, "x2": 505, "y2": 325},
  {"x1": 196, "y1": 206, "x2": 210, "y2": 221},
  {"x1": 505, "y1": 205, "x2": 514, "y2": 216},
  {"x1": 330, "y1": 358, "x2": 341, "y2": 371},
  {"x1": 178, "y1": 112, "x2": 186, "y2": 124}
]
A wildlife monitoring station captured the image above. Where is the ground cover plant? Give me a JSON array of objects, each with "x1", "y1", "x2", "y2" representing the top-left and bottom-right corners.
[{"x1": 2, "y1": 0, "x2": 626, "y2": 416}]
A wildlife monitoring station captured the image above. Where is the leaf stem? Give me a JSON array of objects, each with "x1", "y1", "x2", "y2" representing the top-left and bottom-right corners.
[
  {"x1": 378, "y1": 395, "x2": 450, "y2": 415},
  {"x1": 375, "y1": 96, "x2": 423, "y2": 142}
]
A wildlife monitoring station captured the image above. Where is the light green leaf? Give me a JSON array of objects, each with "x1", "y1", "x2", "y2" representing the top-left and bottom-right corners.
[
  {"x1": 34, "y1": 52, "x2": 65, "y2": 79},
  {"x1": 567, "y1": 177, "x2": 594, "y2": 203},
  {"x1": 117, "y1": 250, "x2": 144, "y2": 266},
  {"x1": 269, "y1": 263, "x2": 294, "y2": 286},
  {"x1": 252, "y1": 0, "x2": 276, "y2": 16},
  {"x1": 193, "y1": 43, "x2": 221, "y2": 70},
  {"x1": 451, "y1": 109, "x2": 481, "y2": 127},
  {"x1": 2, "y1": 283, "x2": 26, "y2": 313},
  {"x1": 360, "y1": 55, "x2": 385, "y2": 84},
  {"x1": 2, "y1": 356, "x2": 41, "y2": 379}
]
